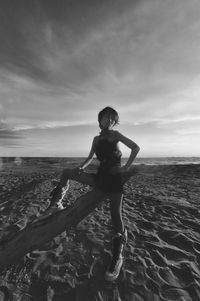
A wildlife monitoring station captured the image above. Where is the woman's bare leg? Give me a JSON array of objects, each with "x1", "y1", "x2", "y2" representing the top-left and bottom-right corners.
[
  {"x1": 109, "y1": 192, "x2": 124, "y2": 234},
  {"x1": 60, "y1": 168, "x2": 95, "y2": 187},
  {"x1": 105, "y1": 192, "x2": 127, "y2": 281}
]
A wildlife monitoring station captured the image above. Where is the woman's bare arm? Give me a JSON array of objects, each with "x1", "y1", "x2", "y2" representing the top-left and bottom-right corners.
[
  {"x1": 116, "y1": 131, "x2": 140, "y2": 169},
  {"x1": 79, "y1": 136, "x2": 98, "y2": 170}
]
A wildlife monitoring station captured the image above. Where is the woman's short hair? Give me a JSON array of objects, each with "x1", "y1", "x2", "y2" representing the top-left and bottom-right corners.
[{"x1": 98, "y1": 107, "x2": 119, "y2": 125}]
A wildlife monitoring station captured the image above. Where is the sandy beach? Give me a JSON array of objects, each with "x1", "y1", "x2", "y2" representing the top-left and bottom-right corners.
[{"x1": 0, "y1": 158, "x2": 200, "y2": 300}]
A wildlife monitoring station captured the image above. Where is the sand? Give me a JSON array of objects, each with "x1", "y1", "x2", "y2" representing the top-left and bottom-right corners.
[{"x1": 0, "y1": 158, "x2": 200, "y2": 300}]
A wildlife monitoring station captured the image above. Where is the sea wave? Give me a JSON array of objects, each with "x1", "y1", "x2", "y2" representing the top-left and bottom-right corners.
[{"x1": 131, "y1": 157, "x2": 200, "y2": 165}]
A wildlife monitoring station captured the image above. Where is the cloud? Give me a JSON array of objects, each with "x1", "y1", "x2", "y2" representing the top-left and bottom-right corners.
[
  {"x1": 0, "y1": 120, "x2": 19, "y2": 137},
  {"x1": 0, "y1": 120, "x2": 24, "y2": 153},
  {"x1": 12, "y1": 120, "x2": 96, "y2": 131},
  {"x1": 177, "y1": 128, "x2": 200, "y2": 135},
  {"x1": 0, "y1": 0, "x2": 137, "y2": 87},
  {"x1": 1, "y1": 0, "x2": 200, "y2": 98},
  {"x1": 1, "y1": 0, "x2": 200, "y2": 156}
]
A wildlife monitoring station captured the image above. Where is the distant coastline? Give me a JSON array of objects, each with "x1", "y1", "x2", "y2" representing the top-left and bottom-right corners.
[{"x1": 1, "y1": 157, "x2": 200, "y2": 169}]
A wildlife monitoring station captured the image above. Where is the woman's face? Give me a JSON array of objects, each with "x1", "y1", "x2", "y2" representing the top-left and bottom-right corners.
[{"x1": 99, "y1": 114, "x2": 115, "y2": 130}]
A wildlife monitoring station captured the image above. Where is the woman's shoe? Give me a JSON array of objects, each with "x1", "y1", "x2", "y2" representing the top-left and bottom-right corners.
[
  {"x1": 105, "y1": 255, "x2": 123, "y2": 281},
  {"x1": 47, "y1": 182, "x2": 69, "y2": 211},
  {"x1": 105, "y1": 229, "x2": 127, "y2": 281}
]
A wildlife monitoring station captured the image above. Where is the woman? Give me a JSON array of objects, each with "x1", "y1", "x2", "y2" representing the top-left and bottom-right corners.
[{"x1": 48, "y1": 106, "x2": 140, "y2": 281}]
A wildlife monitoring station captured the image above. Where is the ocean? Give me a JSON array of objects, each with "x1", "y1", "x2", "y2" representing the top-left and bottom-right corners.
[
  {"x1": 0, "y1": 157, "x2": 200, "y2": 169},
  {"x1": 131, "y1": 157, "x2": 200, "y2": 165}
]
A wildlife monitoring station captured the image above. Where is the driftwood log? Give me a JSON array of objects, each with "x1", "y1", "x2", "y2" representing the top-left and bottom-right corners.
[
  {"x1": 0, "y1": 166, "x2": 140, "y2": 270},
  {"x1": 0, "y1": 188, "x2": 105, "y2": 270}
]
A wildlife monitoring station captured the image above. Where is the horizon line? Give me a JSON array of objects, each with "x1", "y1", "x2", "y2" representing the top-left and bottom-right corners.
[{"x1": 1, "y1": 156, "x2": 200, "y2": 159}]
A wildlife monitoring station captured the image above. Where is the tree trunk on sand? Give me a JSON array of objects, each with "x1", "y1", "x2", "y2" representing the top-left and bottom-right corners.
[
  {"x1": 0, "y1": 166, "x2": 140, "y2": 270},
  {"x1": 0, "y1": 188, "x2": 105, "y2": 270}
]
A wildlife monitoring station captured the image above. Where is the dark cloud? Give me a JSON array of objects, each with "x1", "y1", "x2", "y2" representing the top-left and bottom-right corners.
[
  {"x1": 0, "y1": 2, "x2": 41, "y2": 79},
  {"x1": 33, "y1": 0, "x2": 137, "y2": 28},
  {"x1": 0, "y1": 129, "x2": 21, "y2": 140},
  {"x1": 0, "y1": 0, "x2": 137, "y2": 83},
  {"x1": 0, "y1": 121, "x2": 25, "y2": 154},
  {"x1": 0, "y1": 121, "x2": 22, "y2": 140}
]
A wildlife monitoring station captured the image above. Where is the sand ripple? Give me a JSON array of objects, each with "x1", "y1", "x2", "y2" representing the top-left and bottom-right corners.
[{"x1": 0, "y1": 161, "x2": 200, "y2": 300}]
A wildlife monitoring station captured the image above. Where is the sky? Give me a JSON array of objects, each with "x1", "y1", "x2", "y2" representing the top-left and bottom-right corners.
[{"x1": 0, "y1": 0, "x2": 200, "y2": 157}]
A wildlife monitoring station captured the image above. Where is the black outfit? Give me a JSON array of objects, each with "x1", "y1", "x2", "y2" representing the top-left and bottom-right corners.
[{"x1": 94, "y1": 137, "x2": 123, "y2": 193}]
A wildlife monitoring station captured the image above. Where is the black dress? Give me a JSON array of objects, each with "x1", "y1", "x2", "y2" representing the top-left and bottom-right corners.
[{"x1": 94, "y1": 138, "x2": 123, "y2": 193}]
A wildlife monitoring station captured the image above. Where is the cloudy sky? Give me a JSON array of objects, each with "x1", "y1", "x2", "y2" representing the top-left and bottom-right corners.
[{"x1": 0, "y1": 0, "x2": 200, "y2": 157}]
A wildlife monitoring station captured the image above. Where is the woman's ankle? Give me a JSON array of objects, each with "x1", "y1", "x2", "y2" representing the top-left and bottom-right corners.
[
  {"x1": 113, "y1": 228, "x2": 127, "y2": 243},
  {"x1": 113, "y1": 227, "x2": 124, "y2": 236}
]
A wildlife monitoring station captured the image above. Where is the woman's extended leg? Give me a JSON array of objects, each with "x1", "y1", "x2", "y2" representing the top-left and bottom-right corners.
[
  {"x1": 60, "y1": 168, "x2": 95, "y2": 187},
  {"x1": 48, "y1": 168, "x2": 95, "y2": 209}
]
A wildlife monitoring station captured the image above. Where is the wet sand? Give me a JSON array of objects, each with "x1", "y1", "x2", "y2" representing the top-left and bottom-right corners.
[{"x1": 0, "y1": 158, "x2": 200, "y2": 300}]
